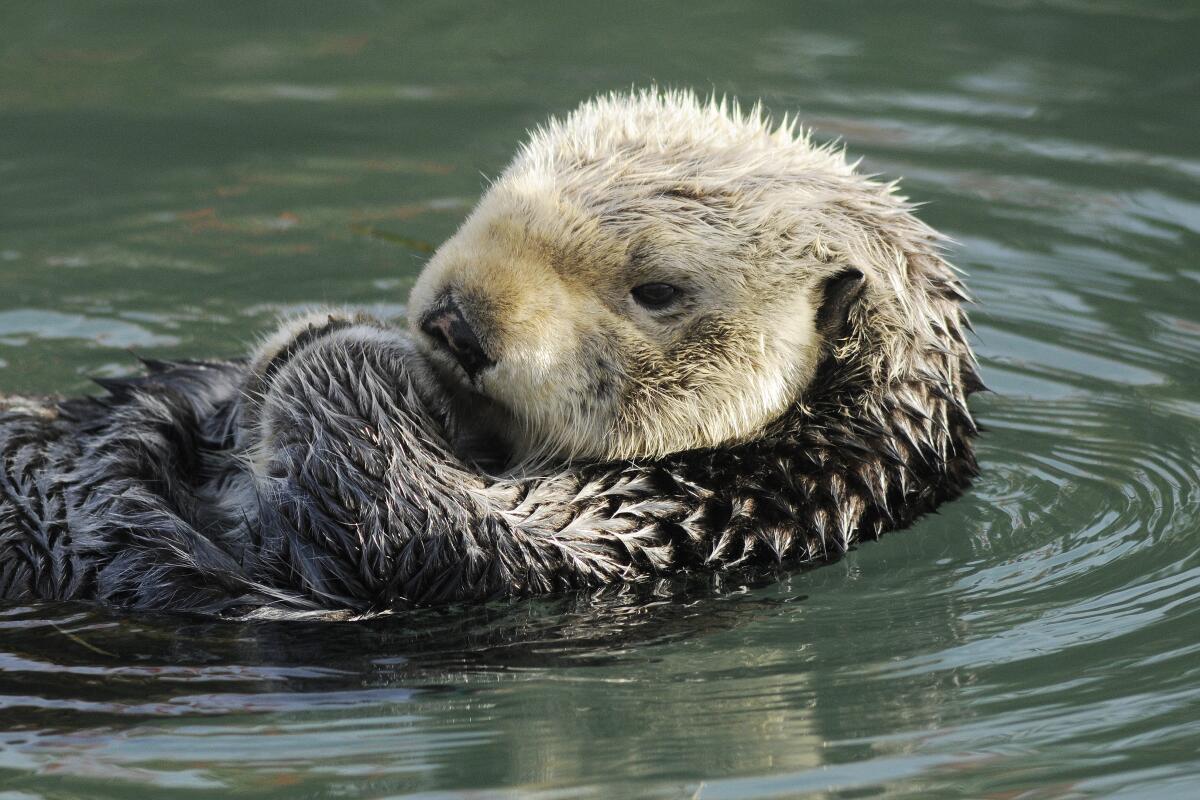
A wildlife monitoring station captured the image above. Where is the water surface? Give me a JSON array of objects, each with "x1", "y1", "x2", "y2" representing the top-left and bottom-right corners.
[{"x1": 1, "y1": 2, "x2": 1198, "y2": 797}]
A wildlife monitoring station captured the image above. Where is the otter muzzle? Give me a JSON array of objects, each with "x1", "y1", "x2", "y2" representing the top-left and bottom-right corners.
[{"x1": 419, "y1": 297, "x2": 494, "y2": 379}]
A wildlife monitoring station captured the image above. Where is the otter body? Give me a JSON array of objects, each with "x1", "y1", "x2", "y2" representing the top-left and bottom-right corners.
[
  {"x1": 0, "y1": 91, "x2": 980, "y2": 615},
  {"x1": 0, "y1": 317, "x2": 976, "y2": 615}
]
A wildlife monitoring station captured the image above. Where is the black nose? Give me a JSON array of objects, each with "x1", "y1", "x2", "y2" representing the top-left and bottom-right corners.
[{"x1": 419, "y1": 298, "x2": 494, "y2": 378}]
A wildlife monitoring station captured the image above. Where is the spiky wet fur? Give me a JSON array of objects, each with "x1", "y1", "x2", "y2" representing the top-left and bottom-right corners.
[{"x1": 0, "y1": 91, "x2": 980, "y2": 616}]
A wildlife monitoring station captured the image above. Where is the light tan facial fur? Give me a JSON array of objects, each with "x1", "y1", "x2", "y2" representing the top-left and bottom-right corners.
[{"x1": 408, "y1": 89, "x2": 936, "y2": 464}]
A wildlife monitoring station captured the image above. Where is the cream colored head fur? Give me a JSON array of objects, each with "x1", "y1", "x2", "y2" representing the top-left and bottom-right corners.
[{"x1": 408, "y1": 88, "x2": 956, "y2": 464}]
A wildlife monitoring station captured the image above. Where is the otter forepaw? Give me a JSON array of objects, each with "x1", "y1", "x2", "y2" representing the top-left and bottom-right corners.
[
  {"x1": 246, "y1": 309, "x2": 380, "y2": 382},
  {"x1": 238, "y1": 309, "x2": 386, "y2": 440}
]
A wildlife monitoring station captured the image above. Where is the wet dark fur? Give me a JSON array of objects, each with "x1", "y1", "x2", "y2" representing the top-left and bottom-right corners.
[{"x1": 0, "y1": 283, "x2": 980, "y2": 618}]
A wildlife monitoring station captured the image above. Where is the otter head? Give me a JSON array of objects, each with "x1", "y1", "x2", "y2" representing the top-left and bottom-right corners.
[{"x1": 408, "y1": 90, "x2": 959, "y2": 464}]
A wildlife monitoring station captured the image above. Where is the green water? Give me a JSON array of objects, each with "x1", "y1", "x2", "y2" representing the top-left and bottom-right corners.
[{"x1": 2, "y1": 2, "x2": 1198, "y2": 797}]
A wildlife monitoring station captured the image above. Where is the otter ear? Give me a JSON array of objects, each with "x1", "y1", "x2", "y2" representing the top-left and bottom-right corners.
[{"x1": 815, "y1": 268, "x2": 865, "y2": 342}]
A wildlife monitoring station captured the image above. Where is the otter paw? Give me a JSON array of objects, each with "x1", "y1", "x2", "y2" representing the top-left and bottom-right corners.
[
  {"x1": 239, "y1": 309, "x2": 383, "y2": 434},
  {"x1": 247, "y1": 309, "x2": 380, "y2": 381}
]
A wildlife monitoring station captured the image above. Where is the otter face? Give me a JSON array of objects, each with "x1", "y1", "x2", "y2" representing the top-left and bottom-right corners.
[{"x1": 408, "y1": 91, "x2": 885, "y2": 464}]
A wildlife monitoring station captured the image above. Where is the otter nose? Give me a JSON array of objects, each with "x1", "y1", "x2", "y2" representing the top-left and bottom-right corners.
[{"x1": 419, "y1": 298, "x2": 494, "y2": 378}]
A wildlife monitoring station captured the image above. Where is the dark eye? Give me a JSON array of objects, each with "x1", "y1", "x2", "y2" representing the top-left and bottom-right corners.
[{"x1": 630, "y1": 282, "x2": 679, "y2": 309}]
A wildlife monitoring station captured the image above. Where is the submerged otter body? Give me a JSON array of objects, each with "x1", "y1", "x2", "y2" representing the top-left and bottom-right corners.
[{"x1": 0, "y1": 91, "x2": 981, "y2": 615}]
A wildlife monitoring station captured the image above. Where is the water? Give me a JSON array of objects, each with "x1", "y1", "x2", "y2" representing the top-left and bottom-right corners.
[{"x1": 1, "y1": 1, "x2": 1198, "y2": 797}]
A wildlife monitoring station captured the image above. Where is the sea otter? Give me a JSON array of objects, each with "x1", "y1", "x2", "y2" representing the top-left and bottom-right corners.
[{"x1": 0, "y1": 90, "x2": 980, "y2": 616}]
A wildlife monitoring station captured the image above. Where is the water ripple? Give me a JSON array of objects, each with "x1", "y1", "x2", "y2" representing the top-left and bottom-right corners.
[{"x1": 1, "y1": 1, "x2": 1199, "y2": 797}]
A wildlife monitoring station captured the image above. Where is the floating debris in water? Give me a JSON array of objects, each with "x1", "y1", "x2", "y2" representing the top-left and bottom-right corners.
[{"x1": 350, "y1": 224, "x2": 434, "y2": 253}]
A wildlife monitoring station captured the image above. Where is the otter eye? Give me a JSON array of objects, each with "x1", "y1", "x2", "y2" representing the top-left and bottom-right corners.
[{"x1": 631, "y1": 282, "x2": 679, "y2": 309}]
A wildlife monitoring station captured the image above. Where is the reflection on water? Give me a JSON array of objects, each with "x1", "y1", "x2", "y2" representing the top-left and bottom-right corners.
[{"x1": 1, "y1": 1, "x2": 1198, "y2": 797}]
